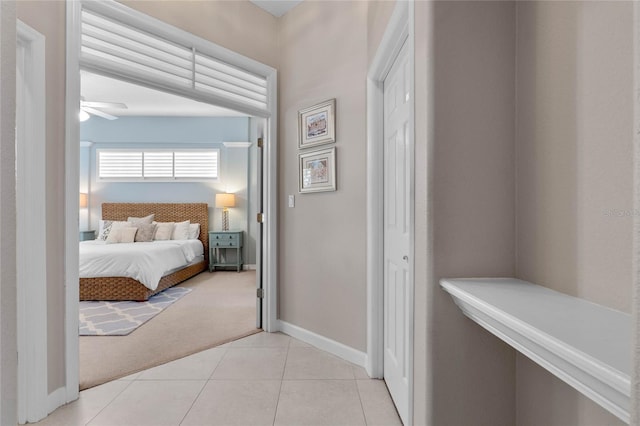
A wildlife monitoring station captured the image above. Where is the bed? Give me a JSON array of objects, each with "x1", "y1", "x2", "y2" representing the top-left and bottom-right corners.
[{"x1": 79, "y1": 202, "x2": 209, "y2": 301}]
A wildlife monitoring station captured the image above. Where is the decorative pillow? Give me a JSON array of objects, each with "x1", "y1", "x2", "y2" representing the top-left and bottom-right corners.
[
  {"x1": 97, "y1": 220, "x2": 128, "y2": 241},
  {"x1": 154, "y1": 222, "x2": 175, "y2": 240},
  {"x1": 188, "y1": 223, "x2": 200, "y2": 239},
  {"x1": 128, "y1": 214, "x2": 155, "y2": 226},
  {"x1": 134, "y1": 223, "x2": 157, "y2": 242},
  {"x1": 97, "y1": 220, "x2": 112, "y2": 241},
  {"x1": 105, "y1": 226, "x2": 137, "y2": 244},
  {"x1": 172, "y1": 220, "x2": 191, "y2": 240}
]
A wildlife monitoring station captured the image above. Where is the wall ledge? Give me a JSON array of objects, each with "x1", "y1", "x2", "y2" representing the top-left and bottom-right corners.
[{"x1": 440, "y1": 278, "x2": 631, "y2": 423}]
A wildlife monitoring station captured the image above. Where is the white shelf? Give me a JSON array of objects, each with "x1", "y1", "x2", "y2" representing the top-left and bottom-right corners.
[{"x1": 440, "y1": 278, "x2": 631, "y2": 423}]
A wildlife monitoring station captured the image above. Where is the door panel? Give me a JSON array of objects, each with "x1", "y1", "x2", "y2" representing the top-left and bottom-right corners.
[{"x1": 383, "y1": 40, "x2": 411, "y2": 425}]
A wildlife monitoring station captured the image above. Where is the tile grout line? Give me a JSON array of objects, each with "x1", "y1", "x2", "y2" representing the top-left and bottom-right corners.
[
  {"x1": 177, "y1": 380, "x2": 208, "y2": 426},
  {"x1": 351, "y1": 363, "x2": 369, "y2": 426},
  {"x1": 84, "y1": 379, "x2": 136, "y2": 426},
  {"x1": 271, "y1": 336, "x2": 292, "y2": 425},
  {"x1": 178, "y1": 345, "x2": 230, "y2": 425}
]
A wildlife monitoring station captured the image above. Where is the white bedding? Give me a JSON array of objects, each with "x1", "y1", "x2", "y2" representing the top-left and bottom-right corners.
[{"x1": 79, "y1": 239, "x2": 204, "y2": 290}]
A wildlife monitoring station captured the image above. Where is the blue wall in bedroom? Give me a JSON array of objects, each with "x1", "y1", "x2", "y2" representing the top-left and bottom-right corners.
[{"x1": 79, "y1": 116, "x2": 257, "y2": 265}]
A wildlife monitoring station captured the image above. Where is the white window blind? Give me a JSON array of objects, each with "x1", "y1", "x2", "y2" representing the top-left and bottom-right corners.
[
  {"x1": 143, "y1": 152, "x2": 173, "y2": 177},
  {"x1": 98, "y1": 149, "x2": 218, "y2": 181},
  {"x1": 174, "y1": 151, "x2": 218, "y2": 178},
  {"x1": 80, "y1": 3, "x2": 270, "y2": 115},
  {"x1": 98, "y1": 151, "x2": 142, "y2": 178}
]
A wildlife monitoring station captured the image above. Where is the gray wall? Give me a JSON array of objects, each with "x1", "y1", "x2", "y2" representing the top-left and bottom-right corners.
[
  {"x1": 515, "y1": 1, "x2": 632, "y2": 424},
  {"x1": 427, "y1": 2, "x2": 518, "y2": 424},
  {"x1": 0, "y1": 2, "x2": 17, "y2": 424},
  {"x1": 80, "y1": 116, "x2": 257, "y2": 264},
  {"x1": 278, "y1": 0, "x2": 369, "y2": 351}
]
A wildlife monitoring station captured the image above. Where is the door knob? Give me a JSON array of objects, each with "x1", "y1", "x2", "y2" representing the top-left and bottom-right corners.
[{"x1": 402, "y1": 255, "x2": 409, "y2": 262}]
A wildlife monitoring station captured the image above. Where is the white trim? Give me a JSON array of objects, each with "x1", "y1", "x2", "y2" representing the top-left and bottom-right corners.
[
  {"x1": 263, "y1": 71, "x2": 278, "y2": 333},
  {"x1": 80, "y1": 140, "x2": 93, "y2": 147},
  {"x1": 16, "y1": 20, "x2": 48, "y2": 425},
  {"x1": 47, "y1": 388, "x2": 67, "y2": 416},
  {"x1": 441, "y1": 278, "x2": 631, "y2": 423},
  {"x1": 279, "y1": 321, "x2": 367, "y2": 367},
  {"x1": 63, "y1": 2, "x2": 279, "y2": 418},
  {"x1": 64, "y1": 0, "x2": 82, "y2": 406},
  {"x1": 223, "y1": 142, "x2": 253, "y2": 149},
  {"x1": 366, "y1": 1, "x2": 415, "y2": 424},
  {"x1": 243, "y1": 264, "x2": 257, "y2": 271}
]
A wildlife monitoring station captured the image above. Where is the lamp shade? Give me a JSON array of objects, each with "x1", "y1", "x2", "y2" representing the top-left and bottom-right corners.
[
  {"x1": 215, "y1": 193, "x2": 236, "y2": 208},
  {"x1": 79, "y1": 193, "x2": 88, "y2": 208}
]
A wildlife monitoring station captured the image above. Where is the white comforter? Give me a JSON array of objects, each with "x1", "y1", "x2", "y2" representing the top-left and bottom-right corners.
[{"x1": 79, "y1": 240, "x2": 204, "y2": 290}]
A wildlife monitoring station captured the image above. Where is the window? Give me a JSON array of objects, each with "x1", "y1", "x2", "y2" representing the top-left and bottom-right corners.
[{"x1": 97, "y1": 149, "x2": 219, "y2": 181}]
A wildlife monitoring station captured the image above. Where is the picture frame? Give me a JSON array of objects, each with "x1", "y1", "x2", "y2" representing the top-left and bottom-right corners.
[
  {"x1": 299, "y1": 147, "x2": 336, "y2": 193},
  {"x1": 298, "y1": 99, "x2": 336, "y2": 149}
]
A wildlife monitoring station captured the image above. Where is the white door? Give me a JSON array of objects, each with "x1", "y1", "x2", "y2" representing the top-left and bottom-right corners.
[{"x1": 383, "y1": 40, "x2": 412, "y2": 426}]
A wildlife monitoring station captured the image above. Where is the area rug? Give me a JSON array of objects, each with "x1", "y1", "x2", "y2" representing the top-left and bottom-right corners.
[{"x1": 79, "y1": 287, "x2": 192, "y2": 336}]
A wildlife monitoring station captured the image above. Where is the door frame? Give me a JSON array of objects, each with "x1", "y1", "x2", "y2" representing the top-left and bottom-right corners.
[
  {"x1": 16, "y1": 20, "x2": 48, "y2": 424},
  {"x1": 63, "y1": 0, "x2": 278, "y2": 406},
  {"x1": 366, "y1": 0, "x2": 415, "y2": 422}
]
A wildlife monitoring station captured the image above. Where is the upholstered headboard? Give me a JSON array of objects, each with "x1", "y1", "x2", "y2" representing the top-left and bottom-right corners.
[{"x1": 101, "y1": 203, "x2": 209, "y2": 262}]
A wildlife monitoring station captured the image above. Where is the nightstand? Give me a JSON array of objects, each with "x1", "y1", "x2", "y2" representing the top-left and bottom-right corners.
[
  {"x1": 209, "y1": 231, "x2": 243, "y2": 272},
  {"x1": 79, "y1": 230, "x2": 95, "y2": 241}
]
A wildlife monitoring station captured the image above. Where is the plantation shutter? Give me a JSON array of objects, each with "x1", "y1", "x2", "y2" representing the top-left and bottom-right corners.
[
  {"x1": 97, "y1": 150, "x2": 218, "y2": 180},
  {"x1": 80, "y1": 1, "x2": 271, "y2": 117}
]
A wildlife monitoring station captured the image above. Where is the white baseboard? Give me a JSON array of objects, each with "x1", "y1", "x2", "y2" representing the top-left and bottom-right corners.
[
  {"x1": 48, "y1": 387, "x2": 68, "y2": 415},
  {"x1": 278, "y1": 320, "x2": 367, "y2": 368},
  {"x1": 243, "y1": 264, "x2": 257, "y2": 270}
]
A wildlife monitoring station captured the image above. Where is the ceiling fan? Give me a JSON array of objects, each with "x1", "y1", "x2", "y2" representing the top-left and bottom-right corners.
[{"x1": 80, "y1": 97, "x2": 128, "y2": 121}]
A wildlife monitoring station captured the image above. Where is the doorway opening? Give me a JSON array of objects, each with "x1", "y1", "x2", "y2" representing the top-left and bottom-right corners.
[
  {"x1": 63, "y1": 0, "x2": 278, "y2": 407},
  {"x1": 77, "y1": 70, "x2": 265, "y2": 389}
]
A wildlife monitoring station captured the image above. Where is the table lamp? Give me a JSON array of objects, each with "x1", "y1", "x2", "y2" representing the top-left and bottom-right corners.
[
  {"x1": 215, "y1": 193, "x2": 236, "y2": 231},
  {"x1": 79, "y1": 192, "x2": 88, "y2": 209}
]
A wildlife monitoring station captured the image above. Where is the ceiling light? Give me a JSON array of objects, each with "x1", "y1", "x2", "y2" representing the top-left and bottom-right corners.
[{"x1": 79, "y1": 109, "x2": 90, "y2": 122}]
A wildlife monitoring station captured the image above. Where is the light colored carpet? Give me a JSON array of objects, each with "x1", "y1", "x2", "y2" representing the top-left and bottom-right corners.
[{"x1": 80, "y1": 270, "x2": 259, "y2": 390}]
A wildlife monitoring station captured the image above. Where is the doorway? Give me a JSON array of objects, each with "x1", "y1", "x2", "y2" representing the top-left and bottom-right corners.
[
  {"x1": 63, "y1": 0, "x2": 278, "y2": 409},
  {"x1": 366, "y1": 1, "x2": 415, "y2": 425},
  {"x1": 77, "y1": 70, "x2": 264, "y2": 389}
]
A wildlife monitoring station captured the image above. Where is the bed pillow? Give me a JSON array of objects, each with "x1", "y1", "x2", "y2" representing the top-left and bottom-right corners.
[
  {"x1": 134, "y1": 223, "x2": 157, "y2": 242},
  {"x1": 188, "y1": 223, "x2": 200, "y2": 239},
  {"x1": 154, "y1": 222, "x2": 175, "y2": 240},
  {"x1": 105, "y1": 226, "x2": 137, "y2": 244},
  {"x1": 172, "y1": 220, "x2": 191, "y2": 240},
  {"x1": 128, "y1": 214, "x2": 155, "y2": 226},
  {"x1": 97, "y1": 220, "x2": 128, "y2": 241}
]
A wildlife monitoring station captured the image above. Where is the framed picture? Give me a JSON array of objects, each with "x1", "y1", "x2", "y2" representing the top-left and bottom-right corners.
[
  {"x1": 298, "y1": 99, "x2": 336, "y2": 149},
  {"x1": 299, "y1": 147, "x2": 336, "y2": 193}
]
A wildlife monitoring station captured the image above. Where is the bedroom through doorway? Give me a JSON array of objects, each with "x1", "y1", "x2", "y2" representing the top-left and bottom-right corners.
[{"x1": 77, "y1": 70, "x2": 264, "y2": 390}]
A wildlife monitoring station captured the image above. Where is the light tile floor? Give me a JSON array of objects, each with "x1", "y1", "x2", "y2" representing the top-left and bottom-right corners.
[{"x1": 36, "y1": 332, "x2": 402, "y2": 426}]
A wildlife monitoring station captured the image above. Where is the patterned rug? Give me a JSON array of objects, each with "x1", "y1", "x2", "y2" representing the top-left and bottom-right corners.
[{"x1": 79, "y1": 287, "x2": 192, "y2": 336}]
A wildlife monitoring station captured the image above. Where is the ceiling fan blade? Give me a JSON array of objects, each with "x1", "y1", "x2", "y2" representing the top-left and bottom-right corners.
[
  {"x1": 83, "y1": 106, "x2": 118, "y2": 120},
  {"x1": 81, "y1": 101, "x2": 128, "y2": 109}
]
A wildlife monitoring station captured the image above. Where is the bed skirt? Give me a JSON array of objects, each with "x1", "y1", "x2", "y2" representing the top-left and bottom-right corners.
[{"x1": 79, "y1": 260, "x2": 206, "y2": 301}]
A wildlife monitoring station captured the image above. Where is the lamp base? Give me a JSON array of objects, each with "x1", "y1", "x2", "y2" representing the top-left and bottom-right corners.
[{"x1": 222, "y1": 209, "x2": 229, "y2": 231}]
